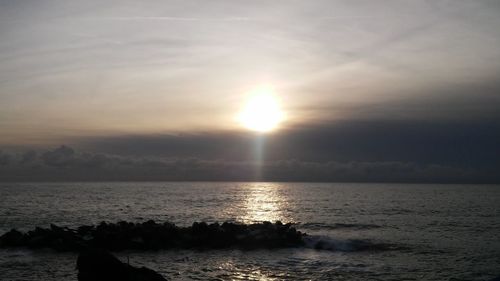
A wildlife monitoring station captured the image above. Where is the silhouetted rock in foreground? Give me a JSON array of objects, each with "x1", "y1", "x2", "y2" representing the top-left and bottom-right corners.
[
  {"x1": 0, "y1": 221, "x2": 304, "y2": 251},
  {"x1": 77, "y1": 248, "x2": 167, "y2": 281}
]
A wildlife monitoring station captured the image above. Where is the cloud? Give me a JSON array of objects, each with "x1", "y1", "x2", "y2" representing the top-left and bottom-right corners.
[
  {"x1": 0, "y1": 145, "x2": 497, "y2": 183},
  {"x1": 78, "y1": 119, "x2": 500, "y2": 168},
  {"x1": 261, "y1": 160, "x2": 481, "y2": 183},
  {"x1": 81, "y1": 16, "x2": 257, "y2": 22},
  {"x1": 0, "y1": 151, "x2": 12, "y2": 166},
  {"x1": 20, "y1": 150, "x2": 37, "y2": 164},
  {"x1": 40, "y1": 145, "x2": 76, "y2": 167}
]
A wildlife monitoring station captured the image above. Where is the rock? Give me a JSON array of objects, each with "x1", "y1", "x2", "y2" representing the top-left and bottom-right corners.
[
  {"x1": 0, "y1": 221, "x2": 305, "y2": 251},
  {"x1": 0, "y1": 229, "x2": 24, "y2": 247},
  {"x1": 77, "y1": 248, "x2": 167, "y2": 281}
]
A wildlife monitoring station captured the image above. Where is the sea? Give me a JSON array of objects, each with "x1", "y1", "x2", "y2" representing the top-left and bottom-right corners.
[{"x1": 0, "y1": 182, "x2": 499, "y2": 280}]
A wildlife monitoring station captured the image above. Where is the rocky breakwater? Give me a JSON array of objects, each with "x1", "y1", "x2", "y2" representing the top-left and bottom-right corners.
[{"x1": 0, "y1": 220, "x2": 305, "y2": 251}]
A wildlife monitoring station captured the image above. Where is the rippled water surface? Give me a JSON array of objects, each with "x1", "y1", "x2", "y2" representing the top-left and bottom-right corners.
[{"x1": 1, "y1": 182, "x2": 499, "y2": 280}]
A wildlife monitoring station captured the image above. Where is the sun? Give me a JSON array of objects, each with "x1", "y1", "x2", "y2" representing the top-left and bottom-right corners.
[{"x1": 238, "y1": 87, "x2": 285, "y2": 132}]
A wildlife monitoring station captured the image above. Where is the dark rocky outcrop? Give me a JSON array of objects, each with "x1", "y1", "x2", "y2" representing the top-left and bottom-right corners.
[
  {"x1": 77, "y1": 248, "x2": 167, "y2": 281},
  {"x1": 0, "y1": 220, "x2": 304, "y2": 251}
]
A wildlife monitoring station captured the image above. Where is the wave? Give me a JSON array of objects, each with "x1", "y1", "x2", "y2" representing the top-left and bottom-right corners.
[
  {"x1": 299, "y1": 222, "x2": 382, "y2": 230},
  {"x1": 303, "y1": 235, "x2": 403, "y2": 252},
  {"x1": 0, "y1": 249, "x2": 35, "y2": 267}
]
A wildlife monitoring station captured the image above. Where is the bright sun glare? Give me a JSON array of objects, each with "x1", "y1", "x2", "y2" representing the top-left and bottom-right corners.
[{"x1": 239, "y1": 87, "x2": 285, "y2": 132}]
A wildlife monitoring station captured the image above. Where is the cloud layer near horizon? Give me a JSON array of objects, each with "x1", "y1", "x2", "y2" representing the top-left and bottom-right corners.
[
  {"x1": 1, "y1": 118, "x2": 499, "y2": 183},
  {"x1": 0, "y1": 145, "x2": 495, "y2": 183}
]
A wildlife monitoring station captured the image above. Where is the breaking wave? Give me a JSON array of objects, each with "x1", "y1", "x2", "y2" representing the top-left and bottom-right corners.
[
  {"x1": 299, "y1": 222, "x2": 382, "y2": 230},
  {"x1": 303, "y1": 235, "x2": 404, "y2": 252}
]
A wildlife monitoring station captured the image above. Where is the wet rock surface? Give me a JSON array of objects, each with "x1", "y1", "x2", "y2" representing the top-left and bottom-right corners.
[
  {"x1": 77, "y1": 248, "x2": 167, "y2": 281},
  {"x1": 0, "y1": 221, "x2": 305, "y2": 251}
]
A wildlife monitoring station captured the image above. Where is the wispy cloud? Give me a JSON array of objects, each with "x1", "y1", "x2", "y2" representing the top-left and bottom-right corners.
[{"x1": 79, "y1": 16, "x2": 259, "y2": 22}]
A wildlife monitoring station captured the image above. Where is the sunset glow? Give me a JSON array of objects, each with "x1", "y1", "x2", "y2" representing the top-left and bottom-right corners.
[{"x1": 1, "y1": 2, "x2": 500, "y2": 279}]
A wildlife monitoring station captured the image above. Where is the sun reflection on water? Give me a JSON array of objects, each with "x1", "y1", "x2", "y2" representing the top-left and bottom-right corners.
[
  {"x1": 239, "y1": 183, "x2": 293, "y2": 224},
  {"x1": 218, "y1": 261, "x2": 287, "y2": 281}
]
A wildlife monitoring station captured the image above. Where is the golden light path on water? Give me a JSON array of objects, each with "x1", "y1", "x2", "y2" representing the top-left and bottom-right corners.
[
  {"x1": 221, "y1": 183, "x2": 295, "y2": 280},
  {"x1": 218, "y1": 261, "x2": 289, "y2": 281},
  {"x1": 238, "y1": 182, "x2": 293, "y2": 224}
]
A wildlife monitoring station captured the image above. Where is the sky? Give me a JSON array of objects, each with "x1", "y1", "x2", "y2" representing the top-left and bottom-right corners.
[{"x1": 0, "y1": 0, "x2": 499, "y2": 182}]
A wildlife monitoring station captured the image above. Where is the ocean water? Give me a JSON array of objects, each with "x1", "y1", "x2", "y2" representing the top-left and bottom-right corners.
[{"x1": 0, "y1": 182, "x2": 499, "y2": 280}]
